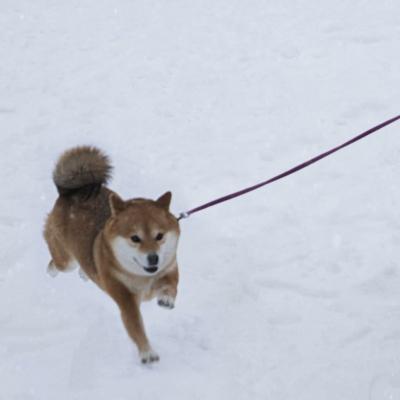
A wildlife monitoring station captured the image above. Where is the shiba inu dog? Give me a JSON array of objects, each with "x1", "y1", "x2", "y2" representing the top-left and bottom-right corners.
[{"x1": 43, "y1": 146, "x2": 180, "y2": 363}]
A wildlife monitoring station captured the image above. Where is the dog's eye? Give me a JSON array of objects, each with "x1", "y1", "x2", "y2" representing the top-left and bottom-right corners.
[
  {"x1": 155, "y1": 233, "x2": 164, "y2": 241},
  {"x1": 131, "y1": 235, "x2": 141, "y2": 243}
]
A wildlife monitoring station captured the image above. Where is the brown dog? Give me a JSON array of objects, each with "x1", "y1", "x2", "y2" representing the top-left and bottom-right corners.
[{"x1": 43, "y1": 146, "x2": 180, "y2": 363}]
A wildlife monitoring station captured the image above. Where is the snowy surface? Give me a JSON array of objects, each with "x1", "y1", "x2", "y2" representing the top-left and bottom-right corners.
[{"x1": 1, "y1": 1, "x2": 400, "y2": 399}]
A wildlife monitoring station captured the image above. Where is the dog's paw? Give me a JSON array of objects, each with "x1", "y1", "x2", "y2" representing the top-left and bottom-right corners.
[
  {"x1": 140, "y1": 349, "x2": 160, "y2": 364},
  {"x1": 47, "y1": 261, "x2": 58, "y2": 278},
  {"x1": 157, "y1": 294, "x2": 175, "y2": 309},
  {"x1": 79, "y1": 268, "x2": 89, "y2": 282}
]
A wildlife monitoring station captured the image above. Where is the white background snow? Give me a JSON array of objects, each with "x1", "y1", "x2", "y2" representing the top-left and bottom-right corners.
[{"x1": 1, "y1": 1, "x2": 400, "y2": 399}]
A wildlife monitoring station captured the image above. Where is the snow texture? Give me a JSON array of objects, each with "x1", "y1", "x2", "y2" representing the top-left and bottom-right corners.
[{"x1": 1, "y1": 1, "x2": 400, "y2": 399}]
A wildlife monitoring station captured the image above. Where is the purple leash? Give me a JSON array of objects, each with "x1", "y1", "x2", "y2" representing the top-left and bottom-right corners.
[{"x1": 177, "y1": 114, "x2": 400, "y2": 221}]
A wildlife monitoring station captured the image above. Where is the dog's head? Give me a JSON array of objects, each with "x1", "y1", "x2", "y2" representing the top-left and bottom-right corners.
[{"x1": 106, "y1": 192, "x2": 180, "y2": 276}]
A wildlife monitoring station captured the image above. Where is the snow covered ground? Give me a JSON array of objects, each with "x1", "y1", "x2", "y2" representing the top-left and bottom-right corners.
[{"x1": 1, "y1": 1, "x2": 400, "y2": 399}]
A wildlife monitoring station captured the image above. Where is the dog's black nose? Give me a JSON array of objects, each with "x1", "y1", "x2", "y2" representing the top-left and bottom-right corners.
[{"x1": 147, "y1": 253, "x2": 159, "y2": 266}]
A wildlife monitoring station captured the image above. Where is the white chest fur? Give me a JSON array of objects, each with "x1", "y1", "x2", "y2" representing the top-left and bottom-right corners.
[{"x1": 112, "y1": 269, "x2": 154, "y2": 299}]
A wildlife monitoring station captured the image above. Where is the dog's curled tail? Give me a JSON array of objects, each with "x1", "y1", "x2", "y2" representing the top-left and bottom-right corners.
[{"x1": 53, "y1": 146, "x2": 112, "y2": 198}]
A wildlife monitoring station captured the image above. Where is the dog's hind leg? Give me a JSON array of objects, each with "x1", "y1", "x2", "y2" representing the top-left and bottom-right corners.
[
  {"x1": 44, "y1": 228, "x2": 74, "y2": 277},
  {"x1": 47, "y1": 260, "x2": 60, "y2": 277},
  {"x1": 78, "y1": 267, "x2": 89, "y2": 281}
]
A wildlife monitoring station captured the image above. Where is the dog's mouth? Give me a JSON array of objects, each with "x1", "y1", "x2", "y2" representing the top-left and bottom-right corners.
[
  {"x1": 143, "y1": 266, "x2": 158, "y2": 274},
  {"x1": 133, "y1": 257, "x2": 159, "y2": 274}
]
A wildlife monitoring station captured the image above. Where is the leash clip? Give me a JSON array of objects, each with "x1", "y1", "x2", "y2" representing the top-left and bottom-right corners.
[{"x1": 177, "y1": 211, "x2": 190, "y2": 221}]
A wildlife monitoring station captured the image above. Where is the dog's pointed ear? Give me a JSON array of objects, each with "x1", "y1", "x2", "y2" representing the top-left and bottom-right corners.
[
  {"x1": 109, "y1": 193, "x2": 126, "y2": 216},
  {"x1": 156, "y1": 191, "x2": 172, "y2": 210}
]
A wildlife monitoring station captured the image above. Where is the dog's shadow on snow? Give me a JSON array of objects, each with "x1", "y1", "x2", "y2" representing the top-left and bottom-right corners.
[
  {"x1": 68, "y1": 309, "x2": 134, "y2": 390},
  {"x1": 67, "y1": 304, "x2": 211, "y2": 391}
]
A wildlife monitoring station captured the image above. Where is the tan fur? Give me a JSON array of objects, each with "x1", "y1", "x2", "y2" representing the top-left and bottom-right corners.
[{"x1": 44, "y1": 147, "x2": 180, "y2": 363}]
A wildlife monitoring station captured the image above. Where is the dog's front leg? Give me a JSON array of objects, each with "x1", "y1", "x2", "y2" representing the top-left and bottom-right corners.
[
  {"x1": 153, "y1": 266, "x2": 179, "y2": 309},
  {"x1": 120, "y1": 299, "x2": 159, "y2": 363},
  {"x1": 107, "y1": 282, "x2": 159, "y2": 363}
]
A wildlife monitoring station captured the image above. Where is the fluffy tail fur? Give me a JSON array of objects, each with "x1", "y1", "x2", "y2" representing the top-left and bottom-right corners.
[{"x1": 53, "y1": 146, "x2": 112, "y2": 198}]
